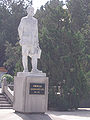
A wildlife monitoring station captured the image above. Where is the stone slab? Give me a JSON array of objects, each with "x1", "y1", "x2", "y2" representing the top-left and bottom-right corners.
[{"x1": 17, "y1": 72, "x2": 46, "y2": 77}]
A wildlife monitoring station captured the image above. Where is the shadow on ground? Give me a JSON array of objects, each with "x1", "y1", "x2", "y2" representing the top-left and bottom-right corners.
[{"x1": 15, "y1": 112, "x2": 53, "y2": 120}]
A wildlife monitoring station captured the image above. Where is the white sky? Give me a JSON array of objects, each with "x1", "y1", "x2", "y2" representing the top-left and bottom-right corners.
[{"x1": 32, "y1": 0, "x2": 66, "y2": 12}]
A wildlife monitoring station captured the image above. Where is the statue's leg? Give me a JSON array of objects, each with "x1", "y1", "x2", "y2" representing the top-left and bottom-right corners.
[
  {"x1": 31, "y1": 56, "x2": 37, "y2": 72},
  {"x1": 22, "y1": 46, "x2": 28, "y2": 72},
  {"x1": 22, "y1": 55, "x2": 28, "y2": 72}
]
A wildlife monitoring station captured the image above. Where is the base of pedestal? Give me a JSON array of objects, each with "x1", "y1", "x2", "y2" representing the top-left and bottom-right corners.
[{"x1": 13, "y1": 75, "x2": 48, "y2": 113}]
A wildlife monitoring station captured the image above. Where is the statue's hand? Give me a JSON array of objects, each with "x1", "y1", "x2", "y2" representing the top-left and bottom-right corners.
[{"x1": 19, "y1": 40, "x2": 23, "y2": 46}]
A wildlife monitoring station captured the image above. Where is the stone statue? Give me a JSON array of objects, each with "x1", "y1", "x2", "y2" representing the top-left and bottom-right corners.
[{"x1": 18, "y1": 5, "x2": 41, "y2": 73}]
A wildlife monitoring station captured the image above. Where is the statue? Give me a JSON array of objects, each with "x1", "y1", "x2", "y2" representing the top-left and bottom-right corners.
[{"x1": 18, "y1": 5, "x2": 41, "y2": 73}]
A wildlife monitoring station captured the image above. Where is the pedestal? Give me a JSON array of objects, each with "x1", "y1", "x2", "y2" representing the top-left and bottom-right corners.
[{"x1": 13, "y1": 74, "x2": 48, "y2": 113}]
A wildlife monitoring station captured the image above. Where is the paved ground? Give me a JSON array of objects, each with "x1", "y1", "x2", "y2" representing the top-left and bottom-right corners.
[{"x1": 0, "y1": 108, "x2": 90, "y2": 120}]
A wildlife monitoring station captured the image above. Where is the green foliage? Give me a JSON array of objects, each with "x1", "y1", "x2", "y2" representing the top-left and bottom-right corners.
[
  {"x1": 67, "y1": 0, "x2": 90, "y2": 107},
  {"x1": 49, "y1": 86, "x2": 69, "y2": 110},
  {"x1": 2, "y1": 74, "x2": 14, "y2": 84},
  {"x1": 67, "y1": 0, "x2": 89, "y2": 31},
  {"x1": 49, "y1": 86, "x2": 79, "y2": 110},
  {"x1": 67, "y1": 0, "x2": 90, "y2": 73},
  {"x1": 4, "y1": 41, "x2": 23, "y2": 75},
  {"x1": 86, "y1": 71, "x2": 90, "y2": 91},
  {"x1": 0, "y1": 0, "x2": 27, "y2": 66},
  {"x1": 36, "y1": 0, "x2": 87, "y2": 109}
]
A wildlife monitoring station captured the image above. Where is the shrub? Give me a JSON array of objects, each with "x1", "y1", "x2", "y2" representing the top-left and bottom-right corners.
[
  {"x1": 48, "y1": 87, "x2": 69, "y2": 111},
  {"x1": 2, "y1": 74, "x2": 14, "y2": 84},
  {"x1": 48, "y1": 86, "x2": 79, "y2": 111}
]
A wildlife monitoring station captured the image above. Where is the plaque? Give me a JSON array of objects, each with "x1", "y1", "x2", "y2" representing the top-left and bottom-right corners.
[{"x1": 29, "y1": 83, "x2": 45, "y2": 95}]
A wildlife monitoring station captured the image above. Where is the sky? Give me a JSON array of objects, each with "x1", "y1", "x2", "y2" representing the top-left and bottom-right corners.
[{"x1": 32, "y1": 0, "x2": 66, "y2": 12}]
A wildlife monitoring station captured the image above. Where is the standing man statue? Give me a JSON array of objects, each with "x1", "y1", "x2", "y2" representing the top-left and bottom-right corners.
[{"x1": 18, "y1": 5, "x2": 41, "y2": 73}]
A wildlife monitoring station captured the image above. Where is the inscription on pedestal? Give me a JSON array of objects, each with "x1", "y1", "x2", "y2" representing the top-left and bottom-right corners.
[{"x1": 29, "y1": 83, "x2": 45, "y2": 95}]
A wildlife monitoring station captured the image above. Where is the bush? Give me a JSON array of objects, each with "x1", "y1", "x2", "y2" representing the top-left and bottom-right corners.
[
  {"x1": 2, "y1": 74, "x2": 14, "y2": 84},
  {"x1": 48, "y1": 86, "x2": 79, "y2": 111},
  {"x1": 48, "y1": 87, "x2": 69, "y2": 111}
]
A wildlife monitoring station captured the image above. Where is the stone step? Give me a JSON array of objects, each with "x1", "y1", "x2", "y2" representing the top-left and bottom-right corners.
[
  {"x1": 0, "y1": 95, "x2": 6, "y2": 98},
  {"x1": 0, "y1": 94, "x2": 5, "y2": 96},
  {"x1": 0, "y1": 93, "x2": 13, "y2": 109},
  {"x1": 0, "y1": 97, "x2": 7, "y2": 101},
  {"x1": 0, "y1": 101, "x2": 10, "y2": 104},
  {"x1": 0, "y1": 107, "x2": 13, "y2": 109},
  {"x1": 0, "y1": 103, "x2": 12, "y2": 107}
]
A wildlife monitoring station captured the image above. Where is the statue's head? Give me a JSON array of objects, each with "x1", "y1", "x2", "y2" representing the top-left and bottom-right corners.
[{"x1": 27, "y1": 5, "x2": 34, "y2": 17}]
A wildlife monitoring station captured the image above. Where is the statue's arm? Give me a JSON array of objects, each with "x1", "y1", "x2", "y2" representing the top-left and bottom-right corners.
[
  {"x1": 18, "y1": 19, "x2": 24, "y2": 40},
  {"x1": 35, "y1": 19, "x2": 39, "y2": 46}
]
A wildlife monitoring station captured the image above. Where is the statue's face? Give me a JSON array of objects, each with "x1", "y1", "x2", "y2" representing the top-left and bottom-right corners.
[{"x1": 27, "y1": 6, "x2": 34, "y2": 17}]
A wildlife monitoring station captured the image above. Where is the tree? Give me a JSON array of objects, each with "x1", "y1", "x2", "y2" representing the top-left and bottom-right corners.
[
  {"x1": 67, "y1": 0, "x2": 90, "y2": 73},
  {"x1": 0, "y1": 0, "x2": 27, "y2": 66},
  {"x1": 35, "y1": 0, "x2": 87, "y2": 109},
  {"x1": 67, "y1": 0, "x2": 90, "y2": 107},
  {"x1": 4, "y1": 41, "x2": 23, "y2": 75},
  {"x1": 0, "y1": 4, "x2": 10, "y2": 66},
  {"x1": 67, "y1": 0, "x2": 89, "y2": 31}
]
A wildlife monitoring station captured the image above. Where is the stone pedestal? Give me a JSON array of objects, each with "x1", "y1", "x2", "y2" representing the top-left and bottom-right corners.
[{"x1": 13, "y1": 74, "x2": 48, "y2": 113}]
